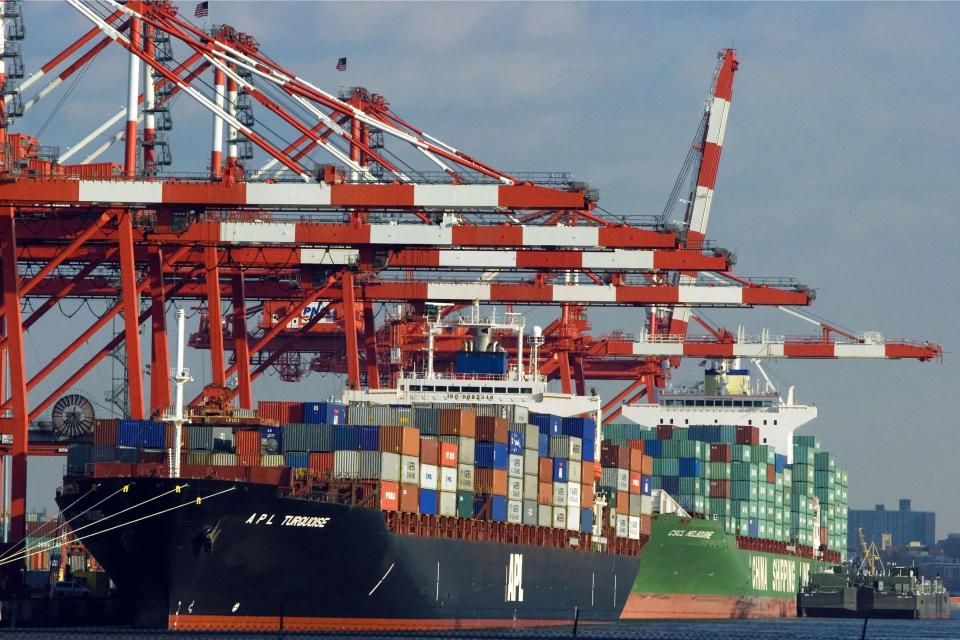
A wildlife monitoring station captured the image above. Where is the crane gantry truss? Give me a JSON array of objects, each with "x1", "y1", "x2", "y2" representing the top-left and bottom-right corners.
[{"x1": 0, "y1": 0, "x2": 940, "y2": 566}]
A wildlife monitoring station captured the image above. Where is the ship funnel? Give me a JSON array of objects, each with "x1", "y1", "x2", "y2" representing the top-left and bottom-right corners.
[{"x1": 474, "y1": 328, "x2": 491, "y2": 352}]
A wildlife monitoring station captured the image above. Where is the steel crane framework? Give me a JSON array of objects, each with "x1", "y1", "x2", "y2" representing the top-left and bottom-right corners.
[{"x1": 0, "y1": 0, "x2": 940, "y2": 563}]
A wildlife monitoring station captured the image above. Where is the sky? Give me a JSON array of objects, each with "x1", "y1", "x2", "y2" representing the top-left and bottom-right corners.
[{"x1": 12, "y1": 2, "x2": 960, "y2": 536}]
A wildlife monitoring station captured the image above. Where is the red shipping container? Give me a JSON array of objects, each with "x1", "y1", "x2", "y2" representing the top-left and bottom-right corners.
[
  {"x1": 379, "y1": 481, "x2": 400, "y2": 511},
  {"x1": 248, "y1": 466, "x2": 291, "y2": 486},
  {"x1": 420, "y1": 438, "x2": 439, "y2": 466},
  {"x1": 627, "y1": 439, "x2": 645, "y2": 452},
  {"x1": 656, "y1": 424, "x2": 674, "y2": 440},
  {"x1": 538, "y1": 458, "x2": 553, "y2": 482},
  {"x1": 735, "y1": 425, "x2": 760, "y2": 445},
  {"x1": 600, "y1": 443, "x2": 620, "y2": 468},
  {"x1": 819, "y1": 527, "x2": 828, "y2": 545},
  {"x1": 164, "y1": 424, "x2": 187, "y2": 450},
  {"x1": 617, "y1": 491, "x2": 629, "y2": 509},
  {"x1": 629, "y1": 449, "x2": 644, "y2": 472},
  {"x1": 238, "y1": 453, "x2": 260, "y2": 467},
  {"x1": 538, "y1": 482, "x2": 552, "y2": 504},
  {"x1": 256, "y1": 401, "x2": 304, "y2": 424},
  {"x1": 399, "y1": 484, "x2": 419, "y2": 513},
  {"x1": 309, "y1": 452, "x2": 333, "y2": 477},
  {"x1": 640, "y1": 514, "x2": 652, "y2": 537},
  {"x1": 629, "y1": 471, "x2": 642, "y2": 494},
  {"x1": 709, "y1": 479, "x2": 731, "y2": 498},
  {"x1": 438, "y1": 409, "x2": 476, "y2": 438},
  {"x1": 475, "y1": 416, "x2": 509, "y2": 443},
  {"x1": 139, "y1": 450, "x2": 166, "y2": 464},
  {"x1": 379, "y1": 426, "x2": 402, "y2": 454},
  {"x1": 439, "y1": 442, "x2": 458, "y2": 467},
  {"x1": 766, "y1": 464, "x2": 776, "y2": 484},
  {"x1": 617, "y1": 446, "x2": 631, "y2": 470},
  {"x1": 94, "y1": 419, "x2": 118, "y2": 446},
  {"x1": 710, "y1": 444, "x2": 732, "y2": 463},
  {"x1": 475, "y1": 469, "x2": 508, "y2": 494},
  {"x1": 642, "y1": 455, "x2": 653, "y2": 476},
  {"x1": 235, "y1": 429, "x2": 261, "y2": 457},
  {"x1": 581, "y1": 483, "x2": 594, "y2": 506}
]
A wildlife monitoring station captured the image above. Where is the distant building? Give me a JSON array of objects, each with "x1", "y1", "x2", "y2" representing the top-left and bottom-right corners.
[{"x1": 847, "y1": 498, "x2": 936, "y2": 554}]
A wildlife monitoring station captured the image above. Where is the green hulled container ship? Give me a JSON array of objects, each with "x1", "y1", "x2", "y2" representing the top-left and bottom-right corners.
[{"x1": 614, "y1": 361, "x2": 846, "y2": 618}]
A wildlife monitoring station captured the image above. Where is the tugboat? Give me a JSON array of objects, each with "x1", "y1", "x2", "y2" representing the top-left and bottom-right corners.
[{"x1": 798, "y1": 527, "x2": 950, "y2": 619}]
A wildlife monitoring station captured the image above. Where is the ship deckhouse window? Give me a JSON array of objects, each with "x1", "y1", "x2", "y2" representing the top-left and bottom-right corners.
[
  {"x1": 696, "y1": 400, "x2": 705, "y2": 407},
  {"x1": 733, "y1": 401, "x2": 743, "y2": 407},
  {"x1": 773, "y1": 420, "x2": 778, "y2": 425},
  {"x1": 724, "y1": 400, "x2": 732, "y2": 407},
  {"x1": 423, "y1": 386, "x2": 435, "y2": 391},
  {"x1": 748, "y1": 420, "x2": 753, "y2": 425},
  {"x1": 495, "y1": 387, "x2": 506, "y2": 394},
  {"x1": 522, "y1": 388, "x2": 532, "y2": 394},
  {"x1": 669, "y1": 419, "x2": 674, "y2": 424},
  {"x1": 763, "y1": 420, "x2": 768, "y2": 425},
  {"x1": 411, "y1": 385, "x2": 421, "y2": 391}
]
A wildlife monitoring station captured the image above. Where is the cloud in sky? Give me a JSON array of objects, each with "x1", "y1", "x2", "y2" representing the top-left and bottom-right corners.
[{"x1": 17, "y1": 2, "x2": 960, "y2": 534}]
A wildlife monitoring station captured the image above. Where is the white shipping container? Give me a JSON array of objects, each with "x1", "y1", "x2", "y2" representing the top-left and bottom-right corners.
[
  {"x1": 628, "y1": 515, "x2": 641, "y2": 540},
  {"x1": 508, "y1": 454, "x2": 523, "y2": 478},
  {"x1": 538, "y1": 505, "x2": 552, "y2": 527},
  {"x1": 439, "y1": 491, "x2": 457, "y2": 516},
  {"x1": 420, "y1": 463, "x2": 439, "y2": 490},
  {"x1": 522, "y1": 500, "x2": 538, "y2": 526},
  {"x1": 640, "y1": 494, "x2": 653, "y2": 515},
  {"x1": 566, "y1": 505, "x2": 580, "y2": 531},
  {"x1": 568, "y1": 436, "x2": 583, "y2": 461},
  {"x1": 617, "y1": 469, "x2": 630, "y2": 492},
  {"x1": 507, "y1": 499, "x2": 523, "y2": 524},
  {"x1": 457, "y1": 464, "x2": 474, "y2": 491},
  {"x1": 458, "y1": 437, "x2": 475, "y2": 465},
  {"x1": 567, "y1": 483, "x2": 582, "y2": 508},
  {"x1": 260, "y1": 454, "x2": 284, "y2": 467},
  {"x1": 513, "y1": 405, "x2": 530, "y2": 425},
  {"x1": 524, "y1": 424, "x2": 539, "y2": 450},
  {"x1": 523, "y1": 449, "x2": 539, "y2": 476},
  {"x1": 380, "y1": 452, "x2": 401, "y2": 482},
  {"x1": 508, "y1": 477, "x2": 523, "y2": 501},
  {"x1": 401, "y1": 455, "x2": 419, "y2": 484},
  {"x1": 440, "y1": 466, "x2": 457, "y2": 492},
  {"x1": 616, "y1": 514, "x2": 629, "y2": 538},
  {"x1": 552, "y1": 506, "x2": 567, "y2": 529},
  {"x1": 569, "y1": 460, "x2": 582, "y2": 484},
  {"x1": 210, "y1": 453, "x2": 237, "y2": 466},
  {"x1": 552, "y1": 482, "x2": 568, "y2": 507},
  {"x1": 333, "y1": 450, "x2": 360, "y2": 479},
  {"x1": 523, "y1": 474, "x2": 538, "y2": 500}
]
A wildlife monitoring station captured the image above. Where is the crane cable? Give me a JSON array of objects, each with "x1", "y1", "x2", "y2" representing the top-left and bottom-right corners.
[
  {"x1": 0, "y1": 483, "x2": 106, "y2": 562},
  {"x1": 0, "y1": 482, "x2": 191, "y2": 567},
  {"x1": 0, "y1": 486, "x2": 236, "y2": 568}
]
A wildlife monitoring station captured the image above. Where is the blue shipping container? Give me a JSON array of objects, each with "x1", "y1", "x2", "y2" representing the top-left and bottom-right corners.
[
  {"x1": 582, "y1": 445, "x2": 595, "y2": 462},
  {"x1": 645, "y1": 440, "x2": 662, "y2": 457},
  {"x1": 303, "y1": 402, "x2": 348, "y2": 425},
  {"x1": 678, "y1": 457, "x2": 702, "y2": 477},
  {"x1": 358, "y1": 425, "x2": 380, "y2": 452},
  {"x1": 419, "y1": 489, "x2": 438, "y2": 515},
  {"x1": 774, "y1": 453, "x2": 786, "y2": 473},
  {"x1": 117, "y1": 420, "x2": 142, "y2": 448},
  {"x1": 475, "y1": 442, "x2": 508, "y2": 469},
  {"x1": 553, "y1": 458, "x2": 568, "y2": 482},
  {"x1": 580, "y1": 507, "x2": 593, "y2": 533},
  {"x1": 142, "y1": 421, "x2": 165, "y2": 449},
  {"x1": 641, "y1": 474, "x2": 652, "y2": 496},
  {"x1": 285, "y1": 452, "x2": 309, "y2": 468},
  {"x1": 661, "y1": 475, "x2": 680, "y2": 494},
  {"x1": 454, "y1": 351, "x2": 509, "y2": 375},
  {"x1": 332, "y1": 426, "x2": 358, "y2": 451},
  {"x1": 538, "y1": 433, "x2": 549, "y2": 457},
  {"x1": 491, "y1": 495, "x2": 507, "y2": 522},
  {"x1": 260, "y1": 426, "x2": 283, "y2": 455},
  {"x1": 530, "y1": 412, "x2": 562, "y2": 436},
  {"x1": 748, "y1": 518, "x2": 759, "y2": 538},
  {"x1": 562, "y1": 416, "x2": 595, "y2": 439},
  {"x1": 508, "y1": 431, "x2": 524, "y2": 455}
]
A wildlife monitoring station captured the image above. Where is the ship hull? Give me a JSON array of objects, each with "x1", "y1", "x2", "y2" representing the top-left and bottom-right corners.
[
  {"x1": 58, "y1": 476, "x2": 639, "y2": 631},
  {"x1": 623, "y1": 514, "x2": 819, "y2": 620},
  {"x1": 798, "y1": 587, "x2": 951, "y2": 619}
]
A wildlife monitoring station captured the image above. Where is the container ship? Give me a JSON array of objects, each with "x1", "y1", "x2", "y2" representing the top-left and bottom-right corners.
[{"x1": 56, "y1": 316, "x2": 845, "y2": 629}]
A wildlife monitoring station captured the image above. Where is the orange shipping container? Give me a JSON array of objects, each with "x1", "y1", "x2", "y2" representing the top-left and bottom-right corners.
[
  {"x1": 629, "y1": 449, "x2": 644, "y2": 472},
  {"x1": 439, "y1": 442, "x2": 458, "y2": 467},
  {"x1": 238, "y1": 453, "x2": 260, "y2": 467},
  {"x1": 94, "y1": 419, "x2": 118, "y2": 446},
  {"x1": 581, "y1": 483, "x2": 594, "y2": 507},
  {"x1": 618, "y1": 491, "x2": 629, "y2": 510},
  {"x1": 538, "y1": 458, "x2": 553, "y2": 482},
  {"x1": 475, "y1": 416, "x2": 508, "y2": 443},
  {"x1": 627, "y1": 439, "x2": 645, "y2": 452},
  {"x1": 640, "y1": 514, "x2": 651, "y2": 537},
  {"x1": 379, "y1": 481, "x2": 400, "y2": 511},
  {"x1": 475, "y1": 469, "x2": 508, "y2": 495},
  {"x1": 420, "y1": 438, "x2": 439, "y2": 465},
  {"x1": 641, "y1": 455, "x2": 653, "y2": 476},
  {"x1": 538, "y1": 482, "x2": 553, "y2": 505},
  {"x1": 400, "y1": 483, "x2": 419, "y2": 513},
  {"x1": 438, "y1": 409, "x2": 476, "y2": 438},
  {"x1": 165, "y1": 424, "x2": 187, "y2": 450},
  {"x1": 379, "y1": 426, "x2": 403, "y2": 454},
  {"x1": 629, "y1": 471, "x2": 642, "y2": 494},
  {"x1": 401, "y1": 427, "x2": 420, "y2": 456}
]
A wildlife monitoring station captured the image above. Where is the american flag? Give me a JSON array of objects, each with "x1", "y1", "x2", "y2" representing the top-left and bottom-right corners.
[
  {"x1": 194, "y1": 1, "x2": 209, "y2": 18},
  {"x1": 336, "y1": 57, "x2": 347, "y2": 72}
]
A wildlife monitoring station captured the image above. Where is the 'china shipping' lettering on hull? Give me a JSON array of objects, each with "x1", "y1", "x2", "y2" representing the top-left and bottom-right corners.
[{"x1": 245, "y1": 513, "x2": 332, "y2": 528}]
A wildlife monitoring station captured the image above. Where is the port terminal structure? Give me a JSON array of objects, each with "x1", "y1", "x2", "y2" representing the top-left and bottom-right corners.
[{"x1": 0, "y1": 0, "x2": 939, "y2": 574}]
